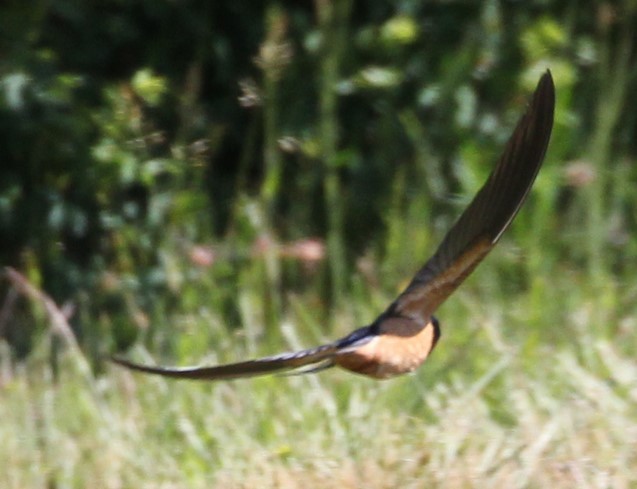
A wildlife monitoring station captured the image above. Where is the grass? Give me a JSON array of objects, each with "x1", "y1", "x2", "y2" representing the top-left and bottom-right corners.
[{"x1": 1, "y1": 255, "x2": 636, "y2": 488}]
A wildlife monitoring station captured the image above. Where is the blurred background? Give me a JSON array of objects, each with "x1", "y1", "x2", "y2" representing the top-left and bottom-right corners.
[{"x1": 1, "y1": 1, "x2": 636, "y2": 488}]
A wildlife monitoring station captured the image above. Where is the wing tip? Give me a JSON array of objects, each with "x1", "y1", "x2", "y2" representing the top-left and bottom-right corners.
[
  {"x1": 109, "y1": 354, "x2": 203, "y2": 378},
  {"x1": 533, "y1": 69, "x2": 556, "y2": 120},
  {"x1": 109, "y1": 354, "x2": 161, "y2": 374}
]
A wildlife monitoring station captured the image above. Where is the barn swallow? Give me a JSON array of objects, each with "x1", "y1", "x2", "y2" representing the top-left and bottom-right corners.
[{"x1": 111, "y1": 71, "x2": 555, "y2": 381}]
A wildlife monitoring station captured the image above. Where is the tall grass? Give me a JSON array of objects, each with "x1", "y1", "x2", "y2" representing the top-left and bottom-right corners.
[
  {"x1": 317, "y1": 0, "x2": 353, "y2": 310},
  {"x1": 1, "y1": 273, "x2": 635, "y2": 488}
]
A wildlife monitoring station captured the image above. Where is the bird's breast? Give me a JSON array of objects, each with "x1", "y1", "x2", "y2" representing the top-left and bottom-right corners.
[{"x1": 334, "y1": 318, "x2": 440, "y2": 379}]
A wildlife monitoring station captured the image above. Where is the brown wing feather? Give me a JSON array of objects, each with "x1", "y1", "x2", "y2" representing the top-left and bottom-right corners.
[
  {"x1": 111, "y1": 71, "x2": 555, "y2": 382},
  {"x1": 110, "y1": 343, "x2": 338, "y2": 381},
  {"x1": 390, "y1": 71, "x2": 555, "y2": 321}
]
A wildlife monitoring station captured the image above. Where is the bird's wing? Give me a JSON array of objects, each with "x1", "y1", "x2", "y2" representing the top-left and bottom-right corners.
[
  {"x1": 110, "y1": 343, "x2": 340, "y2": 381},
  {"x1": 389, "y1": 71, "x2": 555, "y2": 323},
  {"x1": 111, "y1": 71, "x2": 554, "y2": 381}
]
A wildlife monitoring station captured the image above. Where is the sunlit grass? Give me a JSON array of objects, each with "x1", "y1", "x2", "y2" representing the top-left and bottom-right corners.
[{"x1": 1, "y1": 265, "x2": 636, "y2": 488}]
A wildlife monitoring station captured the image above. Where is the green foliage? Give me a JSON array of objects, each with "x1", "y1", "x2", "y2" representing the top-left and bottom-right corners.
[{"x1": 0, "y1": 0, "x2": 635, "y2": 358}]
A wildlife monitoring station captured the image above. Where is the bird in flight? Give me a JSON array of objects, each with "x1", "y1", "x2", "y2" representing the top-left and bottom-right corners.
[{"x1": 112, "y1": 71, "x2": 555, "y2": 381}]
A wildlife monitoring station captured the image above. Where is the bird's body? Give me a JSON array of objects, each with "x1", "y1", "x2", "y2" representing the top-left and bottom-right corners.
[
  {"x1": 333, "y1": 318, "x2": 440, "y2": 378},
  {"x1": 112, "y1": 71, "x2": 555, "y2": 381}
]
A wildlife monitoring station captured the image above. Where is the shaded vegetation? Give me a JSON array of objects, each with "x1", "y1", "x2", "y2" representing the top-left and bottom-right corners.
[{"x1": 3, "y1": 1, "x2": 636, "y2": 357}]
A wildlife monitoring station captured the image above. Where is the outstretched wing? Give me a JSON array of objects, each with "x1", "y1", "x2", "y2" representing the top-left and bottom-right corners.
[
  {"x1": 110, "y1": 343, "x2": 339, "y2": 380},
  {"x1": 111, "y1": 71, "x2": 555, "y2": 381},
  {"x1": 389, "y1": 71, "x2": 555, "y2": 322}
]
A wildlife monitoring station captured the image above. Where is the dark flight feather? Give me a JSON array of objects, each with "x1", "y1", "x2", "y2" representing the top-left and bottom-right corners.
[
  {"x1": 111, "y1": 71, "x2": 555, "y2": 381},
  {"x1": 389, "y1": 71, "x2": 555, "y2": 322}
]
